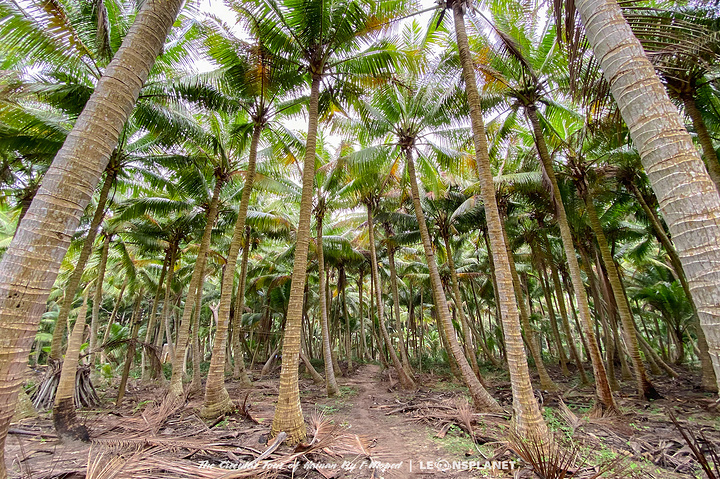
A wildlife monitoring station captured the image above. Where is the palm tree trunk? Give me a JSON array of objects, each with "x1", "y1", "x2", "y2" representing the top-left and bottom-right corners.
[
  {"x1": 387, "y1": 242, "x2": 413, "y2": 375},
  {"x1": 526, "y1": 106, "x2": 616, "y2": 411},
  {"x1": 365, "y1": 203, "x2": 415, "y2": 388},
  {"x1": 316, "y1": 206, "x2": 340, "y2": 397},
  {"x1": 358, "y1": 274, "x2": 368, "y2": 361},
  {"x1": 681, "y1": 93, "x2": 720, "y2": 192},
  {"x1": 89, "y1": 233, "x2": 110, "y2": 367},
  {"x1": 269, "y1": 73, "x2": 325, "y2": 444},
  {"x1": 584, "y1": 193, "x2": 659, "y2": 398},
  {"x1": 0, "y1": 0, "x2": 184, "y2": 469},
  {"x1": 167, "y1": 178, "x2": 224, "y2": 402},
  {"x1": 453, "y1": 4, "x2": 551, "y2": 438},
  {"x1": 52, "y1": 291, "x2": 90, "y2": 440},
  {"x1": 550, "y1": 266, "x2": 588, "y2": 384},
  {"x1": 101, "y1": 277, "x2": 127, "y2": 364},
  {"x1": 536, "y1": 253, "x2": 570, "y2": 375},
  {"x1": 201, "y1": 124, "x2": 262, "y2": 417},
  {"x1": 189, "y1": 265, "x2": 206, "y2": 393},
  {"x1": 576, "y1": 0, "x2": 720, "y2": 396},
  {"x1": 232, "y1": 227, "x2": 252, "y2": 384},
  {"x1": 340, "y1": 267, "x2": 353, "y2": 372},
  {"x1": 117, "y1": 293, "x2": 143, "y2": 406},
  {"x1": 159, "y1": 242, "x2": 178, "y2": 368},
  {"x1": 630, "y1": 183, "x2": 716, "y2": 391},
  {"x1": 49, "y1": 171, "x2": 115, "y2": 361},
  {"x1": 405, "y1": 147, "x2": 500, "y2": 412},
  {"x1": 141, "y1": 248, "x2": 169, "y2": 380},
  {"x1": 443, "y1": 234, "x2": 481, "y2": 379}
]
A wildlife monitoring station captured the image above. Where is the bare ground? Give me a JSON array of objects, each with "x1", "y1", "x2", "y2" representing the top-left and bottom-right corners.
[{"x1": 5, "y1": 361, "x2": 720, "y2": 478}]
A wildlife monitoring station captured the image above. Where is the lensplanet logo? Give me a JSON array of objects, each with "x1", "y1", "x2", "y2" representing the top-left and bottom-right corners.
[{"x1": 417, "y1": 459, "x2": 517, "y2": 472}]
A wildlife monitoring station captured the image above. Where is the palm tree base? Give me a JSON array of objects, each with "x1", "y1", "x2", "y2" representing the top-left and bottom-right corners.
[
  {"x1": 200, "y1": 389, "x2": 233, "y2": 419},
  {"x1": 52, "y1": 398, "x2": 90, "y2": 441}
]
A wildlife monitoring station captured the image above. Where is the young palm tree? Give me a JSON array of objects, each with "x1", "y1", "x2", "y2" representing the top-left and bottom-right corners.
[
  {"x1": 0, "y1": 0, "x2": 185, "y2": 473},
  {"x1": 244, "y1": 0, "x2": 405, "y2": 443}
]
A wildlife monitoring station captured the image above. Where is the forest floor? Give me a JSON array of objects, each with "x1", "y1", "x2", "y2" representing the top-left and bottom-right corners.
[{"x1": 5, "y1": 360, "x2": 720, "y2": 478}]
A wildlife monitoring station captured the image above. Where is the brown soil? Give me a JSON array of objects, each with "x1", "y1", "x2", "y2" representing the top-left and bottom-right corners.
[{"x1": 5, "y1": 362, "x2": 718, "y2": 479}]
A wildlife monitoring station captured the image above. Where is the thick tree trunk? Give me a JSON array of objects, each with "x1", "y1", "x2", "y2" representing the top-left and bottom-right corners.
[
  {"x1": 270, "y1": 73, "x2": 324, "y2": 444},
  {"x1": 316, "y1": 207, "x2": 340, "y2": 397},
  {"x1": 0, "y1": 1, "x2": 183, "y2": 472},
  {"x1": 49, "y1": 172, "x2": 115, "y2": 361},
  {"x1": 201, "y1": 123, "x2": 262, "y2": 418},
  {"x1": 453, "y1": 3, "x2": 551, "y2": 439},
  {"x1": 576, "y1": 0, "x2": 720, "y2": 396},
  {"x1": 526, "y1": 106, "x2": 616, "y2": 411},
  {"x1": 167, "y1": 178, "x2": 224, "y2": 403},
  {"x1": 405, "y1": 148, "x2": 500, "y2": 412},
  {"x1": 53, "y1": 293, "x2": 90, "y2": 440}
]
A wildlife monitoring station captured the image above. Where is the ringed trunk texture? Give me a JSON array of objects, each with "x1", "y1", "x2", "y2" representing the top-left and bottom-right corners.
[
  {"x1": 269, "y1": 74, "x2": 326, "y2": 444},
  {"x1": 316, "y1": 208, "x2": 340, "y2": 397},
  {"x1": 53, "y1": 294, "x2": 90, "y2": 441},
  {"x1": 49, "y1": 172, "x2": 115, "y2": 361},
  {"x1": 405, "y1": 148, "x2": 500, "y2": 412},
  {"x1": 0, "y1": 0, "x2": 183, "y2": 474},
  {"x1": 201, "y1": 123, "x2": 262, "y2": 418},
  {"x1": 576, "y1": 0, "x2": 720, "y2": 396},
  {"x1": 526, "y1": 106, "x2": 616, "y2": 412},
  {"x1": 453, "y1": 3, "x2": 549, "y2": 439},
  {"x1": 681, "y1": 93, "x2": 720, "y2": 192}
]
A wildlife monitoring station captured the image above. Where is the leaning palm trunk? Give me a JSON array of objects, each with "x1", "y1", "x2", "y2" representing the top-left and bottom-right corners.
[
  {"x1": 681, "y1": 93, "x2": 720, "y2": 192},
  {"x1": 89, "y1": 233, "x2": 111, "y2": 366},
  {"x1": 584, "y1": 191, "x2": 659, "y2": 399},
  {"x1": 365, "y1": 203, "x2": 415, "y2": 389},
  {"x1": 53, "y1": 292, "x2": 90, "y2": 440},
  {"x1": 0, "y1": 1, "x2": 183, "y2": 473},
  {"x1": 167, "y1": 179, "x2": 224, "y2": 403},
  {"x1": 231, "y1": 228, "x2": 252, "y2": 385},
  {"x1": 453, "y1": 3, "x2": 548, "y2": 440},
  {"x1": 405, "y1": 147, "x2": 501, "y2": 412},
  {"x1": 316, "y1": 207, "x2": 340, "y2": 397},
  {"x1": 575, "y1": 0, "x2": 720, "y2": 395},
  {"x1": 202, "y1": 124, "x2": 262, "y2": 418},
  {"x1": 270, "y1": 74, "x2": 324, "y2": 444},
  {"x1": 49, "y1": 172, "x2": 115, "y2": 361},
  {"x1": 526, "y1": 106, "x2": 617, "y2": 412}
]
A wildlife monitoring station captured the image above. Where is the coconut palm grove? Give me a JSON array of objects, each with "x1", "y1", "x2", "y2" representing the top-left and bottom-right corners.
[{"x1": 2, "y1": 0, "x2": 720, "y2": 477}]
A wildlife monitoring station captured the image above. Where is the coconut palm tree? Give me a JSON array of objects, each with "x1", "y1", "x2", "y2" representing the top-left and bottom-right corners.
[{"x1": 0, "y1": 0, "x2": 185, "y2": 472}]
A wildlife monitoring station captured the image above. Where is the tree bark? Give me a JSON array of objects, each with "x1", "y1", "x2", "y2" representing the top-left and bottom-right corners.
[
  {"x1": 681, "y1": 93, "x2": 720, "y2": 192},
  {"x1": 576, "y1": 0, "x2": 720, "y2": 396},
  {"x1": 232, "y1": 228, "x2": 252, "y2": 384},
  {"x1": 89, "y1": 233, "x2": 111, "y2": 367},
  {"x1": 316, "y1": 203, "x2": 340, "y2": 397}
]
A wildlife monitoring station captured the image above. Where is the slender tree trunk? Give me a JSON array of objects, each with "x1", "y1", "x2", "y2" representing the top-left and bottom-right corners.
[
  {"x1": 365, "y1": 203, "x2": 415, "y2": 388},
  {"x1": 340, "y1": 267, "x2": 353, "y2": 372},
  {"x1": 232, "y1": 228, "x2": 252, "y2": 384},
  {"x1": 358, "y1": 274, "x2": 368, "y2": 361},
  {"x1": 536, "y1": 253, "x2": 569, "y2": 375},
  {"x1": 189, "y1": 261, "x2": 206, "y2": 393},
  {"x1": 167, "y1": 178, "x2": 224, "y2": 402},
  {"x1": 576, "y1": 0, "x2": 720, "y2": 396},
  {"x1": 405, "y1": 147, "x2": 499, "y2": 411},
  {"x1": 584, "y1": 192, "x2": 659, "y2": 399},
  {"x1": 0, "y1": 0, "x2": 184, "y2": 470},
  {"x1": 270, "y1": 73, "x2": 325, "y2": 444},
  {"x1": 526, "y1": 106, "x2": 616, "y2": 411},
  {"x1": 316, "y1": 207, "x2": 340, "y2": 397},
  {"x1": 386, "y1": 241, "x2": 413, "y2": 376},
  {"x1": 53, "y1": 292, "x2": 90, "y2": 440},
  {"x1": 142, "y1": 248, "x2": 169, "y2": 380},
  {"x1": 49, "y1": 172, "x2": 115, "y2": 361},
  {"x1": 117, "y1": 293, "x2": 143, "y2": 406},
  {"x1": 201, "y1": 123, "x2": 262, "y2": 417},
  {"x1": 160, "y1": 243, "x2": 178, "y2": 369},
  {"x1": 681, "y1": 93, "x2": 720, "y2": 192},
  {"x1": 550, "y1": 266, "x2": 588, "y2": 384},
  {"x1": 89, "y1": 233, "x2": 110, "y2": 367},
  {"x1": 101, "y1": 277, "x2": 127, "y2": 364}
]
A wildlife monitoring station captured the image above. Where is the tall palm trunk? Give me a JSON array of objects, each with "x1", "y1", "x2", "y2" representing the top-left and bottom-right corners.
[
  {"x1": 315, "y1": 204, "x2": 340, "y2": 397},
  {"x1": 630, "y1": 183, "x2": 716, "y2": 391},
  {"x1": 142, "y1": 248, "x2": 170, "y2": 380},
  {"x1": 101, "y1": 277, "x2": 128, "y2": 364},
  {"x1": 405, "y1": 147, "x2": 500, "y2": 412},
  {"x1": 681, "y1": 93, "x2": 720, "y2": 191},
  {"x1": 550, "y1": 266, "x2": 588, "y2": 384},
  {"x1": 584, "y1": 194, "x2": 659, "y2": 398},
  {"x1": 167, "y1": 178, "x2": 224, "y2": 402},
  {"x1": 453, "y1": 3, "x2": 549, "y2": 439},
  {"x1": 53, "y1": 292, "x2": 90, "y2": 440},
  {"x1": 536, "y1": 252, "x2": 569, "y2": 375},
  {"x1": 442, "y1": 234, "x2": 481, "y2": 379},
  {"x1": 49, "y1": 171, "x2": 115, "y2": 361},
  {"x1": 270, "y1": 73, "x2": 323, "y2": 444},
  {"x1": 159, "y1": 241, "x2": 178, "y2": 367},
  {"x1": 365, "y1": 203, "x2": 415, "y2": 388},
  {"x1": 526, "y1": 106, "x2": 617, "y2": 411},
  {"x1": 117, "y1": 293, "x2": 143, "y2": 406},
  {"x1": 0, "y1": 0, "x2": 183, "y2": 472},
  {"x1": 232, "y1": 227, "x2": 252, "y2": 384},
  {"x1": 386, "y1": 240, "x2": 412, "y2": 374},
  {"x1": 201, "y1": 124, "x2": 262, "y2": 417},
  {"x1": 358, "y1": 274, "x2": 368, "y2": 360},
  {"x1": 575, "y1": 0, "x2": 720, "y2": 395},
  {"x1": 89, "y1": 233, "x2": 111, "y2": 366}
]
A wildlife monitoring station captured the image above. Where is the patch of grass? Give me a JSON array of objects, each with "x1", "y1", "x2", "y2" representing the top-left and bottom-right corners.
[
  {"x1": 543, "y1": 407, "x2": 573, "y2": 440},
  {"x1": 430, "y1": 425, "x2": 488, "y2": 459},
  {"x1": 338, "y1": 385, "x2": 358, "y2": 398}
]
